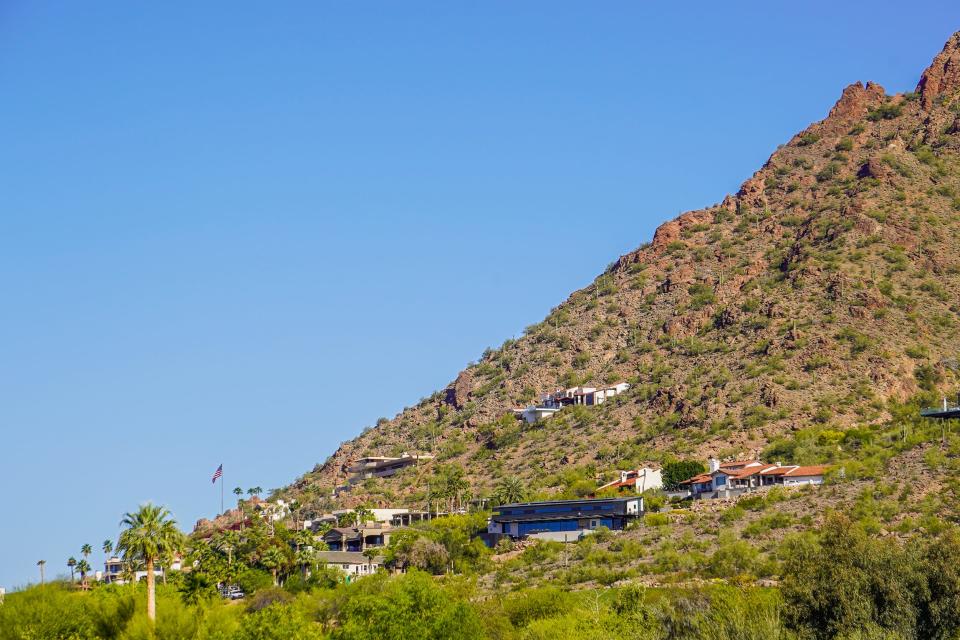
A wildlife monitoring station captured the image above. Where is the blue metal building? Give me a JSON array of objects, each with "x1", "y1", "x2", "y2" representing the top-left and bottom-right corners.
[{"x1": 488, "y1": 497, "x2": 642, "y2": 539}]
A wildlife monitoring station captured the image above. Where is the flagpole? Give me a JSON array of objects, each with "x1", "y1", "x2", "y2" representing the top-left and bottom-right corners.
[{"x1": 220, "y1": 468, "x2": 224, "y2": 515}]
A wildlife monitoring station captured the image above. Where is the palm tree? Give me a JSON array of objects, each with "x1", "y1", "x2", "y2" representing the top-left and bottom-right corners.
[
  {"x1": 260, "y1": 546, "x2": 285, "y2": 586},
  {"x1": 116, "y1": 504, "x2": 185, "y2": 622},
  {"x1": 233, "y1": 487, "x2": 246, "y2": 531},
  {"x1": 251, "y1": 486, "x2": 263, "y2": 498},
  {"x1": 102, "y1": 539, "x2": 113, "y2": 558},
  {"x1": 76, "y1": 559, "x2": 91, "y2": 587},
  {"x1": 67, "y1": 556, "x2": 77, "y2": 583},
  {"x1": 352, "y1": 505, "x2": 373, "y2": 527},
  {"x1": 494, "y1": 476, "x2": 526, "y2": 505},
  {"x1": 37, "y1": 559, "x2": 46, "y2": 584},
  {"x1": 81, "y1": 543, "x2": 93, "y2": 562},
  {"x1": 362, "y1": 548, "x2": 380, "y2": 576},
  {"x1": 213, "y1": 530, "x2": 240, "y2": 565}
]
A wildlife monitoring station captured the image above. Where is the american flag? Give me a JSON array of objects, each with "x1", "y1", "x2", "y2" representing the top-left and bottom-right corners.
[{"x1": 211, "y1": 464, "x2": 222, "y2": 484}]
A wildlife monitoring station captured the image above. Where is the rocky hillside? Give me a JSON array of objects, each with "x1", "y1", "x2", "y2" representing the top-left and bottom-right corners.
[{"x1": 286, "y1": 32, "x2": 960, "y2": 510}]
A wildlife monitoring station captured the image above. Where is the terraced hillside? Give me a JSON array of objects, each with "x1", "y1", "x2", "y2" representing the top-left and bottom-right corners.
[{"x1": 282, "y1": 32, "x2": 960, "y2": 514}]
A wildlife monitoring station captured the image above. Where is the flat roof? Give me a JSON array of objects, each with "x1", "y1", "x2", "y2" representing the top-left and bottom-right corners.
[
  {"x1": 921, "y1": 407, "x2": 960, "y2": 419},
  {"x1": 497, "y1": 497, "x2": 638, "y2": 509},
  {"x1": 493, "y1": 512, "x2": 631, "y2": 523}
]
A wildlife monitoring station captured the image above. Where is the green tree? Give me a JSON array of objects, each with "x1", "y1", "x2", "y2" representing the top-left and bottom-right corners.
[
  {"x1": 352, "y1": 504, "x2": 373, "y2": 526},
  {"x1": 67, "y1": 556, "x2": 77, "y2": 583},
  {"x1": 662, "y1": 460, "x2": 707, "y2": 491},
  {"x1": 102, "y1": 539, "x2": 113, "y2": 558},
  {"x1": 781, "y1": 514, "x2": 922, "y2": 639},
  {"x1": 260, "y1": 546, "x2": 286, "y2": 586},
  {"x1": 493, "y1": 476, "x2": 526, "y2": 504},
  {"x1": 76, "y1": 559, "x2": 91, "y2": 586},
  {"x1": 116, "y1": 503, "x2": 185, "y2": 622}
]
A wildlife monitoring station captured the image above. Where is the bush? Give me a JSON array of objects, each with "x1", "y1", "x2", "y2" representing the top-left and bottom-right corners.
[
  {"x1": 867, "y1": 102, "x2": 903, "y2": 121},
  {"x1": 0, "y1": 584, "x2": 96, "y2": 640},
  {"x1": 645, "y1": 513, "x2": 671, "y2": 527},
  {"x1": 502, "y1": 586, "x2": 574, "y2": 627},
  {"x1": 246, "y1": 587, "x2": 293, "y2": 613},
  {"x1": 235, "y1": 568, "x2": 274, "y2": 595},
  {"x1": 332, "y1": 571, "x2": 485, "y2": 640},
  {"x1": 236, "y1": 602, "x2": 323, "y2": 640}
]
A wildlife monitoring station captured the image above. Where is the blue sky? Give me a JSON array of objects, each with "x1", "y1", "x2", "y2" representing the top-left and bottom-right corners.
[{"x1": 1, "y1": 1, "x2": 957, "y2": 588}]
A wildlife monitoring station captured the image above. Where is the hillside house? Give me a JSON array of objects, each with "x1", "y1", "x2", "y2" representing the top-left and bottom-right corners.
[
  {"x1": 346, "y1": 453, "x2": 433, "y2": 483},
  {"x1": 514, "y1": 382, "x2": 631, "y2": 424},
  {"x1": 549, "y1": 383, "x2": 630, "y2": 407},
  {"x1": 321, "y1": 524, "x2": 395, "y2": 552},
  {"x1": 598, "y1": 467, "x2": 663, "y2": 494},
  {"x1": 316, "y1": 551, "x2": 384, "y2": 577},
  {"x1": 514, "y1": 405, "x2": 561, "y2": 424},
  {"x1": 488, "y1": 497, "x2": 642, "y2": 540},
  {"x1": 98, "y1": 555, "x2": 182, "y2": 585},
  {"x1": 682, "y1": 459, "x2": 827, "y2": 499}
]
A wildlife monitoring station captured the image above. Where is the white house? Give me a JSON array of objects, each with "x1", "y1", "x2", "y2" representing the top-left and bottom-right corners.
[
  {"x1": 98, "y1": 555, "x2": 183, "y2": 584},
  {"x1": 514, "y1": 405, "x2": 560, "y2": 424},
  {"x1": 514, "y1": 382, "x2": 631, "y2": 424},
  {"x1": 682, "y1": 459, "x2": 827, "y2": 499},
  {"x1": 316, "y1": 551, "x2": 384, "y2": 577},
  {"x1": 347, "y1": 453, "x2": 434, "y2": 483},
  {"x1": 598, "y1": 467, "x2": 663, "y2": 493}
]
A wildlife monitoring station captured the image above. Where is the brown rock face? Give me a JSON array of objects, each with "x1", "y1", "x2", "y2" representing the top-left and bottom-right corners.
[
  {"x1": 917, "y1": 31, "x2": 960, "y2": 109},
  {"x1": 823, "y1": 82, "x2": 886, "y2": 130},
  {"x1": 444, "y1": 370, "x2": 474, "y2": 409}
]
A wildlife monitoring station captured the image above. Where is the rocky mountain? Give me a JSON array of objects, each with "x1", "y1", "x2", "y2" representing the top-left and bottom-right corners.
[{"x1": 285, "y1": 32, "x2": 960, "y2": 510}]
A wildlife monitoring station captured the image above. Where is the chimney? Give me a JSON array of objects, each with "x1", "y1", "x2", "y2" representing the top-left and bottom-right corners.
[
  {"x1": 708, "y1": 458, "x2": 720, "y2": 473},
  {"x1": 775, "y1": 461, "x2": 782, "y2": 468}
]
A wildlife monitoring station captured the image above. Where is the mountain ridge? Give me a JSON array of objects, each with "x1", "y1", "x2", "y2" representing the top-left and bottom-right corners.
[{"x1": 281, "y1": 31, "x2": 960, "y2": 511}]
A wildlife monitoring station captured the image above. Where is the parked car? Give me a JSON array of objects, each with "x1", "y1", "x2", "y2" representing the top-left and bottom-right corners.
[{"x1": 219, "y1": 585, "x2": 244, "y2": 600}]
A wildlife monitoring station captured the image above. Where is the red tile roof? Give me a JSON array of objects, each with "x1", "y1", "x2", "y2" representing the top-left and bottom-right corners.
[
  {"x1": 680, "y1": 462, "x2": 827, "y2": 485},
  {"x1": 784, "y1": 465, "x2": 827, "y2": 476}
]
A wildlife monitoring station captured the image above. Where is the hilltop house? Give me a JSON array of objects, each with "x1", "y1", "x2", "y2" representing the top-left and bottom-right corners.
[
  {"x1": 597, "y1": 467, "x2": 663, "y2": 494},
  {"x1": 514, "y1": 382, "x2": 631, "y2": 424},
  {"x1": 346, "y1": 453, "x2": 434, "y2": 483},
  {"x1": 488, "y1": 497, "x2": 642, "y2": 540},
  {"x1": 682, "y1": 459, "x2": 827, "y2": 499}
]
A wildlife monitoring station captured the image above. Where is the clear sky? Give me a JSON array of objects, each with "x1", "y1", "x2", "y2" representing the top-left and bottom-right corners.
[{"x1": 2, "y1": 1, "x2": 958, "y2": 588}]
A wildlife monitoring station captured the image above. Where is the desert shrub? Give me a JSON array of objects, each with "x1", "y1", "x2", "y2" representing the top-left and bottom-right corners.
[
  {"x1": 0, "y1": 584, "x2": 97, "y2": 640},
  {"x1": 332, "y1": 571, "x2": 485, "y2": 640},
  {"x1": 645, "y1": 513, "x2": 670, "y2": 527},
  {"x1": 867, "y1": 102, "x2": 903, "y2": 121}
]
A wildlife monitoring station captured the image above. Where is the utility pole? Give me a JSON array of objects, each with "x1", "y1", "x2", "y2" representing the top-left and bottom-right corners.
[{"x1": 37, "y1": 559, "x2": 45, "y2": 585}]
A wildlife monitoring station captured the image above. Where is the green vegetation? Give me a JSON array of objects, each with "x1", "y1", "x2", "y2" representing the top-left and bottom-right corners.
[
  {"x1": 662, "y1": 460, "x2": 706, "y2": 491},
  {"x1": 10, "y1": 518, "x2": 960, "y2": 639},
  {"x1": 867, "y1": 101, "x2": 904, "y2": 121}
]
